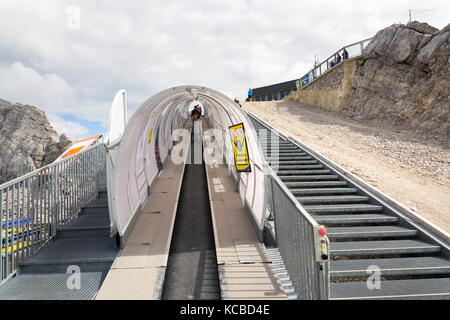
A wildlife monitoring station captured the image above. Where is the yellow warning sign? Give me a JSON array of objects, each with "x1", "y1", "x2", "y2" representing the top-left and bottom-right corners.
[
  {"x1": 229, "y1": 123, "x2": 251, "y2": 173},
  {"x1": 148, "y1": 128, "x2": 154, "y2": 144}
]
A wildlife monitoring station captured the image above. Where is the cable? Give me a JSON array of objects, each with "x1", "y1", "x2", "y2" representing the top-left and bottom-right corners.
[
  {"x1": 414, "y1": 11, "x2": 450, "y2": 19},
  {"x1": 414, "y1": 4, "x2": 450, "y2": 13},
  {"x1": 413, "y1": 8, "x2": 450, "y2": 19}
]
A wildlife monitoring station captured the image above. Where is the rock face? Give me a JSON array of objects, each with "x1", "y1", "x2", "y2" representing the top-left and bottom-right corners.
[
  {"x1": 0, "y1": 98, "x2": 72, "y2": 183},
  {"x1": 344, "y1": 21, "x2": 450, "y2": 141}
]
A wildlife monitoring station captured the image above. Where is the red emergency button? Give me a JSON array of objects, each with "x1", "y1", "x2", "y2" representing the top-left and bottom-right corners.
[{"x1": 319, "y1": 227, "x2": 328, "y2": 237}]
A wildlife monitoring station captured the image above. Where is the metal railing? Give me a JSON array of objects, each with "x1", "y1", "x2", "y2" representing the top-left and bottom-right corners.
[
  {"x1": 252, "y1": 37, "x2": 373, "y2": 102},
  {"x1": 251, "y1": 113, "x2": 330, "y2": 299},
  {"x1": 266, "y1": 171, "x2": 330, "y2": 300},
  {"x1": 1, "y1": 143, "x2": 106, "y2": 283},
  {"x1": 299, "y1": 37, "x2": 373, "y2": 89}
]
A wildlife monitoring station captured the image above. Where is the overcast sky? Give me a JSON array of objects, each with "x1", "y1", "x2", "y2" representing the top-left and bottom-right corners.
[{"x1": 0, "y1": 0, "x2": 448, "y2": 140}]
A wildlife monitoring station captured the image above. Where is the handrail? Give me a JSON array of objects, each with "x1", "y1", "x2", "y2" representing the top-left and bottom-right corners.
[
  {"x1": 0, "y1": 141, "x2": 104, "y2": 190},
  {"x1": 251, "y1": 37, "x2": 373, "y2": 102},
  {"x1": 248, "y1": 112, "x2": 330, "y2": 300},
  {"x1": 303, "y1": 37, "x2": 373, "y2": 88},
  {"x1": 1, "y1": 143, "x2": 106, "y2": 284}
]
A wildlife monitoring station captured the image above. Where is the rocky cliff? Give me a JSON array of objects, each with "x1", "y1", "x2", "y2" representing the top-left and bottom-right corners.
[
  {"x1": 0, "y1": 98, "x2": 71, "y2": 183},
  {"x1": 344, "y1": 21, "x2": 450, "y2": 141}
]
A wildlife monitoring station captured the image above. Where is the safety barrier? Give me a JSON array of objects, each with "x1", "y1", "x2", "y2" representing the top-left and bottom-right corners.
[
  {"x1": 250, "y1": 113, "x2": 330, "y2": 299},
  {"x1": 298, "y1": 37, "x2": 373, "y2": 89},
  {"x1": 267, "y1": 173, "x2": 330, "y2": 299},
  {"x1": 0, "y1": 143, "x2": 106, "y2": 283},
  {"x1": 252, "y1": 37, "x2": 373, "y2": 101}
]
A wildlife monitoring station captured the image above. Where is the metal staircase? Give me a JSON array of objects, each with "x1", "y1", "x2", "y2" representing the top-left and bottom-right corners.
[
  {"x1": 249, "y1": 114, "x2": 450, "y2": 300},
  {"x1": 0, "y1": 192, "x2": 118, "y2": 300}
]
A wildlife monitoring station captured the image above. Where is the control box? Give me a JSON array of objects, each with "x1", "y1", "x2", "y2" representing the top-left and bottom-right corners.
[{"x1": 313, "y1": 225, "x2": 330, "y2": 263}]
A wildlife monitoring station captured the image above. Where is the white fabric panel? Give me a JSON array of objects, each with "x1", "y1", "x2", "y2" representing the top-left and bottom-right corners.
[
  {"x1": 110, "y1": 86, "x2": 267, "y2": 237},
  {"x1": 107, "y1": 90, "x2": 128, "y2": 146},
  {"x1": 136, "y1": 127, "x2": 148, "y2": 203},
  {"x1": 106, "y1": 90, "x2": 128, "y2": 236},
  {"x1": 143, "y1": 118, "x2": 158, "y2": 189}
]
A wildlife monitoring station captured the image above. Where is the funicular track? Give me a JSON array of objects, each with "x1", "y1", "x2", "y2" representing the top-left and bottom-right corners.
[
  {"x1": 248, "y1": 113, "x2": 450, "y2": 300},
  {"x1": 161, "y1": 130, "x2": 221, "y2": 300}
]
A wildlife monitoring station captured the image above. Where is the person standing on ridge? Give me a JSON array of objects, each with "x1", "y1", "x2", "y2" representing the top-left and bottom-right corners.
[{"x1": 343, "y1": 48, "x2": 349, "y2": 60}]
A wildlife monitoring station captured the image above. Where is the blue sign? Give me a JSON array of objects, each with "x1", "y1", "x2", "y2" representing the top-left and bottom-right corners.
[{"x1": 301, "y1": 74, "x2": 310, "y2": 86}]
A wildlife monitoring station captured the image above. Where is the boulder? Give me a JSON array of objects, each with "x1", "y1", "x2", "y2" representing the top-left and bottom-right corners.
[
  {"x1": 364, "y1": 24, "x2": 423, "y2": 63},
  {"x1": 406, "y1": 21, "x2": 439, "y2": 35},
  {"x1": 0, "y1": 99, "x2": 72, "y2": 183},
  {"x1": 344, "y1": 22, "x2": 450, "y2": 142}
]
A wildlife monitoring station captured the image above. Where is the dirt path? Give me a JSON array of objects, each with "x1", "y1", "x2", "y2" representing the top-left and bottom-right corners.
[{"x1": 243, "y1": 101, "x2": 450, "y2": 233}]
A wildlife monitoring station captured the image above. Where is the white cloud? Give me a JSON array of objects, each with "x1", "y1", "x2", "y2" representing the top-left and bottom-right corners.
[
  {"x1": 0, "y1": 0, "x2": 448, "y2": 126},
  {"x1": 0, "y1": 62, "x2": 74, "y2": 113},
  {"x1": 47, "y1": 113, "x2": 89, "y2": 140}
]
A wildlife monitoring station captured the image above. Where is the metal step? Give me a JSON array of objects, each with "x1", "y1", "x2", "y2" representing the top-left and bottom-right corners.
[
  {"x1": 266, "y1": 156, "x2": 310, "y2": 161},
  {"x1": 57, "y1": 215, "x2": 110, "y2": 238},
  {"x1": 268, "y1": 160, "x2": 317, "y2": 165},
  {"x1": 331, "y1": 257, "x2": 450, "y2": 278},
  {"x1": 316, "y1": 214, "x2": 399, "y2": 225},
  {"x1": 19, "y1": 238, "x2": 118, "y2": 273},
  {"x1": 290, "y1": 188, "x2": 358, "y2": 196},
  {"x1": 251, "y1": 115, "x2": 450, "y2": 301},
  {"x1": 331, "y1": 278, "x2": 450, "y2": 300},
  {"x1": 304, "y1": 204, "x2": 383, "y2": 214},
  {"x1": 262, "y1": 146, "x2": 300, "y2": 150},
  {"x1": 81, "y1": 206, "x2": 109, "y2": 216},
  {"x1": 268, "y1": 156, "x2": 313, "y2": 161},
  {"x1": 297, "y1": 195, "x2": 370, "y2": 205},
  {"x1": 277, "y1": 165, "x2": 324, "y2": 170},
  {"x1": 83, "y1": 197, "x2": 108, "y2": 208},
  {"x1": 273, "y1": 152, "x2": 309, "y2": 157},
  {"x1": 327, "y1": 226, "x2": 418, "y2": 240},
  {"x1": 277, "y1": 170, "x2": 332, "y2": 176},
  {"x1": 330, "y1": 240, "x2": 441, "y2": 257},
  {"x1": 269, "y1": 160, "x2": 318, "y2": 166},
  {"x1": 280, "y1": 175, "x2": 339, "y2": 182},
  {"x1": 262, "y1": 145, "x2": 298, "y2": 149},
  {"x1": 98, "y1": 191, "x2": 108, "y2": 199},
  {"x1": 284, "y1": 181, "x2": 347, "y2": 188},
  {"x1": 0, "y1": 271, "x2": 109, "y2": 300}
]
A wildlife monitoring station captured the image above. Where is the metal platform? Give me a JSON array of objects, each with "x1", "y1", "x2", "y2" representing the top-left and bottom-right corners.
[
  {"x1": 0, "y1": 193, "x2": 118, "y2": 300},
  {"x1": 249, "y1": 113, "x2": 450, "y2": 300}
]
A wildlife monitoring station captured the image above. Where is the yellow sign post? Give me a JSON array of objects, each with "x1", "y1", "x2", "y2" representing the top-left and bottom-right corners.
[{"x1": 229, "y1": 123, "x2": 251, "y2": 173}]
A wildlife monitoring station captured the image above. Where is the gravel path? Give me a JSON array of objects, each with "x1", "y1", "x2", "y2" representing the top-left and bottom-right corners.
[{"x1": 243, "y1": 101, "x2": 450, "y2": 233}]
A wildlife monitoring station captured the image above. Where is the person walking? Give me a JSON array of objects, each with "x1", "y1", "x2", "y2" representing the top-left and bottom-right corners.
[
  {"x1": 343, "y1": 48, "x2": 349, "y2": 60},
  {"x1": 247, "y1": 88, "x2": 253, "y2": 101}
]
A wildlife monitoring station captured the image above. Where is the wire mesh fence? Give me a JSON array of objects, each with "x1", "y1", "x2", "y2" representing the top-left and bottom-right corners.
[
  {"x1": 1, "y1": 143, "x2": 106, "y2": 283},
  {"x1": 268, "y1": 173, "x2": 330, "y2": 300}
]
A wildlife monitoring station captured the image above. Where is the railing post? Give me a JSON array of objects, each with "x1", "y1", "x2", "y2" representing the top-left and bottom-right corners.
[
  {"x1": 52, "y1": 165, "x2": 58, "y2": 233},
  {"x1": 94, "y1": 145, "x2": 99, "y2": 196},
  {"x1": 0, "y1": 189, "x2": 3, "y2": 282}
]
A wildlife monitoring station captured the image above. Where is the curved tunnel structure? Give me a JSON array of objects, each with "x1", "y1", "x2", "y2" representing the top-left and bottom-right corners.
[{"x1": 106, "y1": 86, "x2": 268, "y2": 239}]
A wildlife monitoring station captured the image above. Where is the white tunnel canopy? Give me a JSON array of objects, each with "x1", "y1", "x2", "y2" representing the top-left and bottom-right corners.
[{"x1": 106, "y1": 86, "x2": 267, "y2": 238}]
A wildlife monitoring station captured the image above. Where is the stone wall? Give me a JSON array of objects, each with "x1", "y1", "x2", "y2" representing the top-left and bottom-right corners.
[
  {"x1": 287, "y1": 21, "x2": 449, "y2": 140},
  {"x1": 345, "y1": 22, "x2": 449, "y2": 139},
  {"x1": 287, "y1": 58, "x2": 359, "y2": 112}
]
